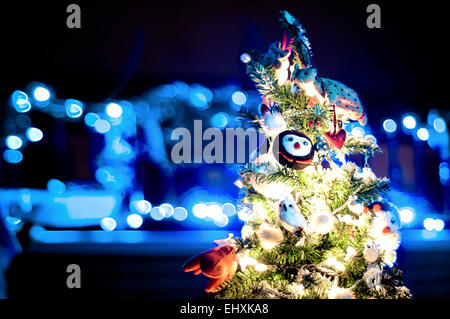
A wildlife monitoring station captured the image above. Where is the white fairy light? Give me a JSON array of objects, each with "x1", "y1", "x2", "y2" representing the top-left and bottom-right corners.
[
  {"x1": 310, "y1": 205, "x2": 335, "y2": 235},
  {"x1": 291, "y1": 283, "x2": 305, "y2": 296},
  {"x1": 256, "y1": 223, "x2": 284, "y2": 251},
  {"x1": 328, "y1": 286, "x2": 355, "y2": 299},
  {"x1": 238, "y1": 252, "x2": 257, "y2": 271},
  {"x1": 254, "y1": 263, "x2": 268, "y2": 273},
  {"x1": 241, "y1": 224, "x2": 254, "y2": 240},
  {"x1": 345, "y1": 246, "x2": 357, "y2": 261},
  {"x1": 324, "y1": 257, "x2": 345, "y2": 272}
]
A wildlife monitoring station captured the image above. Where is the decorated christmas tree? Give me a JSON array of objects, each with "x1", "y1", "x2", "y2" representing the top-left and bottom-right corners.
[{"x1": 183, "y1": 11, "x2": 412, "y2": 299}]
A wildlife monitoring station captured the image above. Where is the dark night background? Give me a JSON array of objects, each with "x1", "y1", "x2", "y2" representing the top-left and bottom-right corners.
[{"x1": 0, "y1": 0, "x2": 449, "y2": 299}]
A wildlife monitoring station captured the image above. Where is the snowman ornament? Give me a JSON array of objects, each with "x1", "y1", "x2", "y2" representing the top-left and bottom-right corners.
[
  {"x1": 278, "y1": 198, "x2": 306, "y2": 235},
  {"x1": 272, "y1": 130, "x2": 315, "y2": 170}
]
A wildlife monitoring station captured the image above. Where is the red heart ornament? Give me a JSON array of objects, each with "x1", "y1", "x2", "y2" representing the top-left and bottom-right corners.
[{"x1": 324, "y1": 129, "x2": 347, "y2": 149}]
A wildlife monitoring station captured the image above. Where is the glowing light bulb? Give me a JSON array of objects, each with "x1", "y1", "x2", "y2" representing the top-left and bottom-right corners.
[
  {"x1": 383, "y1": 119, "x2": 397, "y2": 133},
  {"x1": 106, "y1": 103, "x2": 123, "y2": 118},
  {"x1": 399, "y1": 207, "x2": 415, "y2": 224},
  {"x1": 5, "y1": 135, "x2": 23, "y2": 150},
  {"x1": 127, "y1": 213, "x2": 143, "y2": 229},
  {"x1": 33, "y1": 86, "x2": 51, "y2": 102},
  {"x1": 173, "y1": 207, "x2": 188, "y2": 221},
  {"x1": 26, "y1": 127, "x2": 43, "y2": 142},
  {"x1": 402, "y1": 115, "x2": 416, "y2": 129},
  {"x1": 231, "y1": 91, "x2": 247, "y2": 105},
  {"x1": 100, "y1": 217, "x2": 117, "y2": 231}
]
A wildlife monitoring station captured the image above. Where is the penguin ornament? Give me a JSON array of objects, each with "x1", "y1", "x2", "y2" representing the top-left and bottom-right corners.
[{"x1": 272, "y1": 130, "x2": 315, "y2": 170}]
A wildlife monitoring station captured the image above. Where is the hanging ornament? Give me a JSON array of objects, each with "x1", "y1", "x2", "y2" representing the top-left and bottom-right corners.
[
  {"x1": 363, "y1": 264, "x2": 382, "y2": 290},
  {"x1": 367, "y1": 201, "x2": 401, "y2": 237},
  {"x1": 277, "y1": 198, "x2": 306, "y2": 235},
  {"x1": 314, "y1": 136, "x2": 329, "y2": 152},
  {"x1": 259, "y1": 102, "x2": 287, "y2": 137},
  {"x1": 323, "y1": 106, "x2": 347, "y2": 149},
  {"x1": 265, "y1": 33, "x2": 294, "y2": 85},
  {"x1": 292, "y1": 65, "x2": 367, "y2": 125},
  {"x1": 272, "y1": 130, "x2": 315, "y2": 169},
  {"x1": 183, "y1": 245, "x2": 238, "y2": 293}
]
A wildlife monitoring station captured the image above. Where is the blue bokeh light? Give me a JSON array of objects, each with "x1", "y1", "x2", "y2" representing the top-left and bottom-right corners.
[
  {"x1": 100, "y1": 217, "x2": 117, "y2": 231},
  {"x1": 231, "y1": 91, "x2": 247, "y2": 105},
  {"x1": 106, "y1": 102, "x2": 123, "y2": 118},
  {"x1": 127, "y1": 213, "x2": 143, "y2": 229},
  {"x1": 173, "y1": 207, "x2": 188, "y2": 221},
  {"x1": 211, "y1": 112, "x2": 229, "y2": 128},
  {"x1": 11, "y1": 90, "x2": 31, "y2": 113},
  {"x1": 5, "y1": 135, "x2": 23, "y2": 149},
  {"x1": 402, "y1": 115, "x2": 416, "y2": 130},
  {"x1": 417, "y1": 128, "x2": 430, "y2": 141},
  {"x1": 47, "y1": 179, "x2": 66, "y2": 195},
  {"x1": 383, "y1": 119, "x2": 397, "y2": 133},
  {"x1": 3, "y1": 149, "x2": 23, "y2": 164},
  {"x1": 32, "y1": 84, "x2": 51, "y2": 107},
  {"x1": 26, "y1": 127, "x2": 43, "y2": 142},
  {"x1": 94, "y1": 119, "x2": 111, "y2": 134},
  {"x1": 65, "y1": 99, "x2": 84, "y2": 118},
  {"x1": 84, "y1": 112, "x2": 100, "y2": 127},
  {"x1": 433, "y1": 118, "x2": 447, "y2": 133}
]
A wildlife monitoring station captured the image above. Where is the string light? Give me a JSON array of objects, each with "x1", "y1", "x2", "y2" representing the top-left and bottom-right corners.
[
  {"x1": 106, "y1": 102, "x2": 123, "y2": 118},
  {"x1": 65, "y1": 99, "x2": 84, "y2": 118},
  {"x1": 5, "y1": 135, "x2": 23, "y2": 149},
  {"x1": 100, "y1": 217, "x2": 117, "y2": 231},
  {"x1": 127, "y1": 213, "x2": 143, "y2": 229},
  {"x1": 173, "y1": 207, "x2": 188, "y2": 221},
  {"x1": 26, "y1": 127, "x2": 43, "y2": 142}
]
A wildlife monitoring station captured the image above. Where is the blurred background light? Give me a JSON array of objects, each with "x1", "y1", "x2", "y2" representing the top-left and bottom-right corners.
[
  {"x1": 423, "y1": 218, "x2": 435, "y2": 231},
  {"x1": 150, "y1": 207, "x2": 165, "y2": 221},
  {"x1": 126, "y1": 213, "x2": 143, "y2": 229},
  {"x1": 221, "y1": 203, "x2": 236, "y2": 216},
  {"x1": 402, "y1": 115, "x2": 416, "y2": 129},
  {"x1": 3, "y1": 149, "x2": 23, "y2": 163},
  {"x1": 351, "y1": 127, "x2": 365, "y2": 138},
  {"x1": 65, "y1": 99, "x2": 84, "y2": 118},
  {"x1": 192, "y1": 203, "x2": 208, "y2": 219},
  {"x1": 417, "y1": 128, "x2": 430, "y2": 141},
  {"x1": 26, "y1": 127, "x2": 43, "y2": 142},
  {"x1": 135, "y1": 200, "x2": 152, "y2": 214},
  {"x1": 399, "y1": 207, "x2": 415, "y2": 224},
  {"x1": 100, "y1": 217, "x2": 117, "y2": 232},
  {"x1": 5, "y1": 135, "x2": 23, "y2": 149},
  {"x1": 47, "y1": 178, "x2": 66, "y2": 195},
  {"x1": 106, "y1": 102, "x2": 123, "y2": 118},
  {"x1": 84, "y1": 112, "x2": 100, "y2": 127},
  {"x1": 439, "y1": 162, "x2": 449, "y2": 184},
  {"x1": 240, "y1": 53, "x2": 251, "y2": 63},
  {"x1": 433, "y1": 117, "x2": 447, "y2": 133},
  {"x1": 94, "y1": 119, "x2": 111, "y2": 134},
  {"x1": 434, "y1": 219, "x2": 445, "y2": 232},
  {"x1": 160, "y1": 203, "x2": 174, "y2": 218},
  {"x1": 231, "y1": 91, "x2": 247, "y2": 105},
  {"x1": 211, "y1": 112, "x2": 229, "y2": 129},
  {"x1": 11, "y1": 90, "x2": 31, "y2": 113},
  {"x1": 32, "y1": 85, "x2": 51, "y2": 106},
  {"x1": 383, "y1": 119, "x2": 397, "y2": 133},
  {"x1": 173, "y1": 207, "x2": 188, "y2": 221}
]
